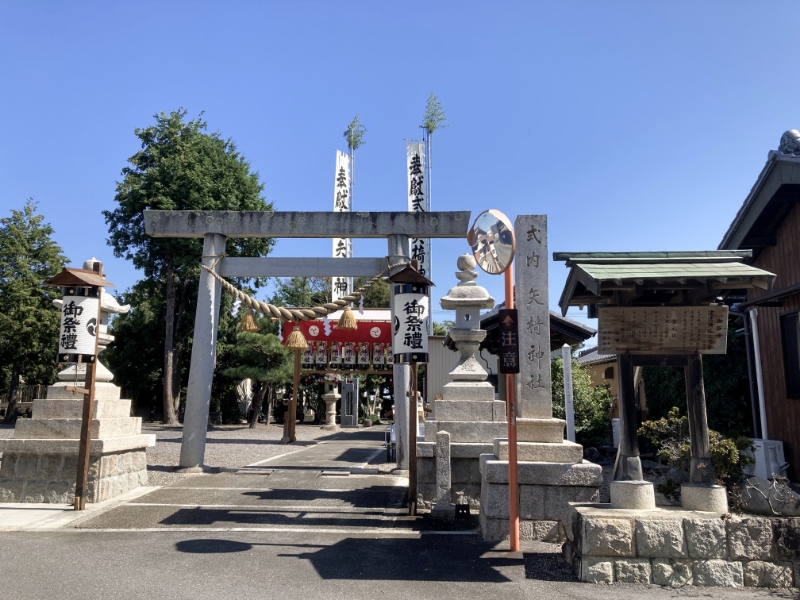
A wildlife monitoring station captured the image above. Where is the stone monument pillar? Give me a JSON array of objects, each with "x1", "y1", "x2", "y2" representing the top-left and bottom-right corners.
[
  {"x1": 479, "y1": 217, "x2": 602, "y2": 542},
  {"x1": 0, "y1": 258, "x2": 155, "y2": 504}
]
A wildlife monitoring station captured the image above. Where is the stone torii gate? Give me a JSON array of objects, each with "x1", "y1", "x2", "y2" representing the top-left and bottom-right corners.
[{"x1": 144, "y1": 210, "x2": 470, "y2": 470}]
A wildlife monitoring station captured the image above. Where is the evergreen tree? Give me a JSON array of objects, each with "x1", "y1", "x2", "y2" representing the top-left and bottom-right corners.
[
  {"x1": 222, "y1": 329, "x2": 292, "y2": 428},
  {"x1": 271, "y1": 277, "x2": 330, "y2": 308},
  {"x1": 103, "y1": 109, "x2": 274, "y2": 424},
  {"x1": 551, "y1": 357, "x2": 613, "y2": 447},
  {"x1": 353, "y1": 276, "x2": 390, "y2": 308},
  {"x1": 0, "y1": 200, "x2": 67, "y2": 422}
]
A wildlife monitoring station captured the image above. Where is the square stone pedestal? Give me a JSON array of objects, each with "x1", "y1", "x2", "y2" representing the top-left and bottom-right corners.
[
  {"x1": 0, "y1": 382, "x2": 154, "y2": 504},
  {"x1": 478, "y1": 454, "x2": 602, "y2": 542}
]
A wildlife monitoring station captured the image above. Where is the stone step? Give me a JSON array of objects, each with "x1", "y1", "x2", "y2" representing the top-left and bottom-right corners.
[
  {"x1": 493, "y1": 438, "x2": 583, "y2": 463},
  {"x1": 442, "y1": 381, "x2": 495, "y2": 401},
  {"x1": 417, "y1": 441, "x2": 495, "y2": 459},
  {"x1": 0, "y1": 434, "x2": 155, "y2": 455},
  {"x1": 32, "y1": 399, "x2": 132, "y2": 419},
  {"x1": 516, "y1": 418, "x2": 566, "y2": 443},
  {"x1": 424, "y1": 420, "x2": 509, "y2": 443},
  {"x1": 14, "y1": 417, "x2": 143, "y2": 440},
  {"x1": 46, "y1": 382, "x2": 122, "y2": 400},
  {"x1": 434, "y1": 400, "x2": 507, "y2": 422},
  {"x1": 480, "y1": 454, "x2": 603, "y2": 486}
]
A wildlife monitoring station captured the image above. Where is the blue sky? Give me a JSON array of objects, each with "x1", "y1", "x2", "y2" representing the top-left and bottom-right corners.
[{"x1": 2, "y1": 2, "x2": 799, "y2": 329}]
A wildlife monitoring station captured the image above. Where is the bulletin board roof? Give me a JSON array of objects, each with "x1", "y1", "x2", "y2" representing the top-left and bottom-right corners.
[{"x1": 556, "y1": 252, "x2": 775, "y2": 315}]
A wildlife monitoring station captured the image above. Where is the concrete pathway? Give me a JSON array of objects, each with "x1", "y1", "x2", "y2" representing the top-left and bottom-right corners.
[{"x1": 73, "y1": 427, "x2": 423, "y2": 534}]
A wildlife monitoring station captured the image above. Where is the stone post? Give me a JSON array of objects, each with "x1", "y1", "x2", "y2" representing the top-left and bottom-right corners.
[
  {"x1": 388, "y1": 234, "x2": 411, "y2": 469},
  {"x1": 431, "y1": 430, "x2": 455, "y2": 519},
  {"x1": 180, "y1": 233, "x2": 226, "y2": 470}
]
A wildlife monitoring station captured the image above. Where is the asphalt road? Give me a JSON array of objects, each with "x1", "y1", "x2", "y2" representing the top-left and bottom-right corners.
[
  {"x1": 0, "y1": 429, "x2": 793, "y2": 599},
  {"x1": 0, "y1": 530, "x2": 791, "y2": 600}
]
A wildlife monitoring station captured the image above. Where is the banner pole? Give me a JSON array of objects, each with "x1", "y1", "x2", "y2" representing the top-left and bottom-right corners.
[{"x1": 74, "y1": 287, "x2": 101, "y2": 511}]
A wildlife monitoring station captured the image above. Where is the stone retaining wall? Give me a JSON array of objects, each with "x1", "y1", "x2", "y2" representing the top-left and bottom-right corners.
[
  {"x1": 480, "y1": 455, "x2": 602, "y2": 543},
  {"x1": 0, "y1": 450, "x2": 148, "y2": 504},
  {"x1": 563, "y1": 503, "x2": 800, "y2": 588}
]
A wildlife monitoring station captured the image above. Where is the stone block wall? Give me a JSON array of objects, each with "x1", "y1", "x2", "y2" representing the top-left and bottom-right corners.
[
  {"x1": 563, "y1": 504, "x2": 800, "y2": 588},
  {"x1": 0, "y1": 450, "x2": 148, "y2": 504},
  {"x1": 480, "y1": 455, "x2": 602, "y2": 543}
]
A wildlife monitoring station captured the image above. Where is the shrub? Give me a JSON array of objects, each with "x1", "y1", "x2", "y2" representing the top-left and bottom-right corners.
[
  {"x1": 552, "y1": 358, "x2": 613, "y2": 448},
  {"x1": 638, "y1": 407, "x2": 753, "y2": 486}
]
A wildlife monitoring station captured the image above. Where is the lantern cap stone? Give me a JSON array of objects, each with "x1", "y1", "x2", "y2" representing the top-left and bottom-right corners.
[{"x1": 441, "y1": 255, "x2": 495, "y2": 309}]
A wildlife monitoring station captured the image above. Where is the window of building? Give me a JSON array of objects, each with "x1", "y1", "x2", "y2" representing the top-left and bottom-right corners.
[
  {"x1": 780, "y1": 312, "x2": 800, "y2": 399},
  {"x1": 603, "y1": 366, "x2": 614, "y2": 380}
]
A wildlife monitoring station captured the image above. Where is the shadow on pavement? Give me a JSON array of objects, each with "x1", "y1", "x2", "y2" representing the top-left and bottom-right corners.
[
  {"x1": 175, "y1": 537, "x2": 493, "y2": 582},
  {"x1": 239, "y1": 485, "x2": 403, "y2": 508},
  {"x1": 174, "y1": 536, "x2": 578, "y2": 583},
  {"x1": 161, "y1": 508, "x2": 391, "y2": 528}
]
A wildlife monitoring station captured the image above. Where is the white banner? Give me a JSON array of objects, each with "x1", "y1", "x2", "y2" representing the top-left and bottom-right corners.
[
  {"x1": 57, "y1": 293, "x2": 100, "y2": 360},
  {"x1": 392, "y1": 291, "x2": 429, "y2": 359},
  {"x1": 406, "y1": 141, "x2": 429, "y2": 280},
  {"x1": 332, "y1": 150, "x2": 352, "y2": 302}
]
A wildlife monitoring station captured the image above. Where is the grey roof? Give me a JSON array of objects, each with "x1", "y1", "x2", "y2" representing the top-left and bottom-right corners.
[
  {"x1": 482, "y1": 304, "x2": 596, "y2": 338},
  {"x1": 719, "y1": 152, "x2": 800, "y2": 251},
  {"x1": 555, "y1": 252, "x2": 776, "y2": 315},
  {"x1": 577, "y1": 347, "x2": 616, "y2": 365}
]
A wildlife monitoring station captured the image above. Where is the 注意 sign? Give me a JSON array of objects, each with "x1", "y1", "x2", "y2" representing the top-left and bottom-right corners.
[
  {"x1": 498, "y1": 308, "x2": 520, "y2": 374},
  {"x1": 597, "y1": 306, "x2": 728, "y2": 354}
]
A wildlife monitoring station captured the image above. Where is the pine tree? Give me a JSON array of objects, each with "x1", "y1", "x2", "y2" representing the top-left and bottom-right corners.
[{"x1": 222, "y1": 331, "x2": 292, "y2": 428}]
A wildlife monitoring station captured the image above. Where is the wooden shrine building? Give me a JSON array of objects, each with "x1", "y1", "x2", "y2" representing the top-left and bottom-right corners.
[{"x1": 555, "y1": 251, "x2": 775, "y2": 499}]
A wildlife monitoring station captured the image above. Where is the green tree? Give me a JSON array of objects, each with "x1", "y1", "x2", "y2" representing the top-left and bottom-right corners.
[
  {"x1": 353, "y1": 276, "x2": 390, "y2": 308},
  {"x1": 271, "y1": 277, "x2": 330, "y2": 308},
  {"x1": 103, "y1": 109, "x2": 274, "y2": 424},
  {"x1": 432, "y1": 320, "x2": 455, "y2": 336},
  {"x1": 551, "y1": 357, "x2": 613, "y2": 447},
  {"x1": 103, "y1": 280, "x2": 168, "y2": 419},
  {"x1": 642, "y1": 327, "x2": 753, "y2": 438},
  {"x1": 222, "y1": 330, "x2": 292, "y2": 428},
  {"x1": 0, "y1": 200, "x2": 67, "y2": 422}
]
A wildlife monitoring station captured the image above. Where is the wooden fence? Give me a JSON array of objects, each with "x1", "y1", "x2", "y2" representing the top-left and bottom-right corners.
[{"x1": 1, "y1": 383, "x2": 47, "y2": 404}]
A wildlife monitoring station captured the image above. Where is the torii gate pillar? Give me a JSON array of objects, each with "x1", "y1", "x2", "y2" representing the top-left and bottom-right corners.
[
  {"x1": 180, "y1": 233, "x2": 226, "y2": 469},
  {"x1": 388, "y1": 234, "x2": 411, "y2": 470}
]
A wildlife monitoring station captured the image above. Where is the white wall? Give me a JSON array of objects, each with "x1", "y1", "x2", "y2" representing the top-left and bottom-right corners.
[{"x1": 427, "y1": 335, "x2": 498, "y2": 413}]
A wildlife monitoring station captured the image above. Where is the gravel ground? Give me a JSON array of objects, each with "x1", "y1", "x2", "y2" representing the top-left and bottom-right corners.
[
  {"x1": 0, "y1": 421, "x2": 336, "y2": 487},
  {"x1": 142, "y1": 422, "x2": 334, "y2": 486}
]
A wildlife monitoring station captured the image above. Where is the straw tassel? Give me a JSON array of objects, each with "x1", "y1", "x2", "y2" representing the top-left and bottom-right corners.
[
  {"x1": 239, "y1": 308, "x2": 259, "y2": 332},
  {"x1": 337, "y1": 305, "x2": 358, "y2": 331},
  {"x1": 285, "y1": 325, "x2": 308, "y2": 350}
]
